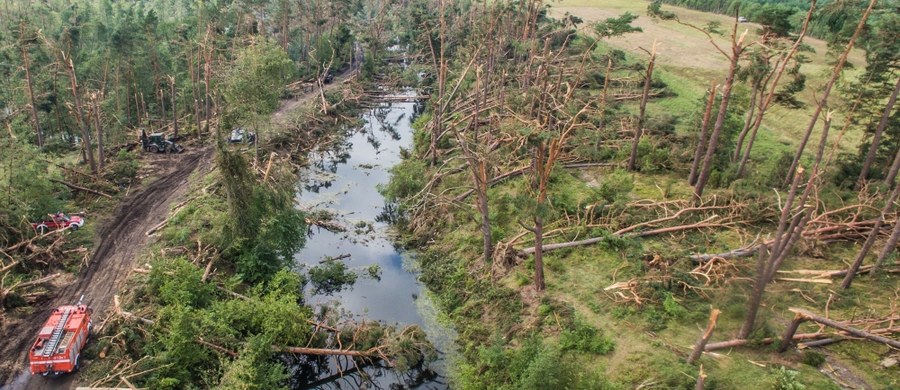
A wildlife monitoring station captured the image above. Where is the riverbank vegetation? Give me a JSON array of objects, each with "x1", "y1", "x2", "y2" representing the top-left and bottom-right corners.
[{"x1": 385, "y1": 0, "x2": 899, "y2": 388}]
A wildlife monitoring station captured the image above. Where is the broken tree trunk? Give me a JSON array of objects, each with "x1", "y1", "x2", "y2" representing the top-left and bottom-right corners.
[
  {"x1": 20, "y1": 24, "x2": 43, "y2": 148},
  {"x1": 275, "y1": 346, "x2": 375, "y2": 358},
  {"x1": 705, "y1": 327, "x2": 900, "y2": 351},
  {"x1": 841, "y1": 146, "x2": 900, "y2": 289},
  {"x1": 50, "y1": 179, "x2": 113, "y2": 198},
  {"x1": 778, "y1": 308, "x2": 900, "y2": 351},
  {"x1": 856, "y1": 77, "x2": 900, "y2": 189},
  {"x1": 694, "y1": 30, "x2": 744, "y2": 201},
  {"x1": 784, "y1": 0, "x2": 875, "y2": 186},
  {"x1": 687, "y1": 309, "x2": 720, "y2": 364},
  {"x1": 735, "y1": 2, "x2": 816, "y2": 178},
  {"x1": 628, "y1": 43, "x2": 657, "y2": 171},
  {"x1": 739, "y1": 245, "x2": 768, "y2": 339},
  {"x1": 778, "y1": 312, "x2": 806, "y2": 352},
  {"x1": 689, "y1": 81, "x2": 718, "y2": 185},
  {"x1": 113, "y1": 295, "x2": 155, "y2": 326},
  {"x1": 873, "y1": 218, "x2": 900, "y2": 274},
  {"x1": 695, "y1": 365, "x2": 707, "y2": 390}
]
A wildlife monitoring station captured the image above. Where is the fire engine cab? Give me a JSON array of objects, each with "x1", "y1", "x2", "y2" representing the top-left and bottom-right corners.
[{"x1": 29, "y1": 298, "x2": 92, "y2": 376}]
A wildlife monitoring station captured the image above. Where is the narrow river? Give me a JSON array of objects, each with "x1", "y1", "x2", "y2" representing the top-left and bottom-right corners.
[{"x1": 292, "y1": 91, "x2": 454, "y2": 389}]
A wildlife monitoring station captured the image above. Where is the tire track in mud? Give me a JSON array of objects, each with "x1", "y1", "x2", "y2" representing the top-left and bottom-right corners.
[{"x1": 0, "y1": 148, "x2": 211, "y2": 390}]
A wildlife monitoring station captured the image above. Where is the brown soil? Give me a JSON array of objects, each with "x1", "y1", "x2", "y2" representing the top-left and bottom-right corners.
[{"x1": 0, "y1": 147, "x2": 212, "y2": 390}]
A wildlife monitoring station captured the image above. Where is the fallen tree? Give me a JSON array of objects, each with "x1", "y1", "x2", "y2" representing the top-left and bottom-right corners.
[{"x1": 778, "y1": 308, "x2": 900, "y2": 352}]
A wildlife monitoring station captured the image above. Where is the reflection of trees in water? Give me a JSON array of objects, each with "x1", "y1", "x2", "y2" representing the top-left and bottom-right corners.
[
  {"x1": 304, "y1": 138, "x2": 353, "y2": 193},
  {"x1": 375, "y1": 202, "x2": 403, "y2": 225},
  {"x1": 283, "y1": 353, "x2": 446, "y2": 390}
]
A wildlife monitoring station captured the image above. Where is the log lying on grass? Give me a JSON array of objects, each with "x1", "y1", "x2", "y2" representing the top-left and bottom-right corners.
[
  {"x1": 522, "y1": 217, "x2": 727, "y2": 255},
  {"x1": 704, "y1": 323, "x2": 900, "y2": 352},
  {"x1": 690, "y1": 244, "x2": 764, "y2": 262},
  {"x1": 50, "y1": 178, "x2": 113, "y2": 198},
  {"x1": 778, "y1": 308, "x2": 900, "y2": 352}
]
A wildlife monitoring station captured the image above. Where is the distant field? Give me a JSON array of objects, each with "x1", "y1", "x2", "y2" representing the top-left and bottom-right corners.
[{"x1": 552, "y1": 0, "x2": 868, "y2": 172}]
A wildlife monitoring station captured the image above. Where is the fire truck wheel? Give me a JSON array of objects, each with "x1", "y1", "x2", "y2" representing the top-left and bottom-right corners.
[
  {"x1": 70, "y1": 224, "x2": 79, "y2": 231},
  {"x1": 73, "y1": 354, "x2": 80, "y2": 372},
  {"x1": 37, "y1": 225, "x2": 47, "y2": 234}
]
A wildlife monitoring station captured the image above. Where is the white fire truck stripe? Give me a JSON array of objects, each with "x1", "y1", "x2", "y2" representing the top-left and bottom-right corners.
[{"x1": 30, "y1": 359, "x2": 70, "y2": 365}]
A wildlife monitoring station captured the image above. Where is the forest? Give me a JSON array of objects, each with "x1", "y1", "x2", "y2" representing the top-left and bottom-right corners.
[{"x1": 0, "y1": 0, "x2": 897, "y2": 389}]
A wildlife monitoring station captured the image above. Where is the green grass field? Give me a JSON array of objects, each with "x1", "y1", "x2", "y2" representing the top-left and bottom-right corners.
[{"x1": 552, "y1": 0, "x2": 868, "y2": 174}]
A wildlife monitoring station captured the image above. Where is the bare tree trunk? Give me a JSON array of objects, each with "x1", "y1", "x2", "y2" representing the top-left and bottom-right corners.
[
  {"x1": 598, "y1": 58, "x2": 612, "y2": 131},
  {"x1": 62, "y1": 56, "x2": 97, "y2": 174},
  {"x1": 92, "y1": 92, "x2": 105, "y2": 170},
  {"x1": 857, "y1": 77, "x2": 900, "y2": 189},
  {"x1": 872, "y1": 217, "x2": 900, "y2": 274},
  {"x1": 203, "y1": 26, "x2": 212, "y2": 134},
  {"x1": 842, "y1": 146, "x2": 900, "y2": 288},
  {"x1": 732, "y1": 82, "x2": 759, "y2": 162},
  {"x1": 887, "y1": 143, "x2": 900, "y2": 187},
  {"x1": 694, "y1": 41, "x2": 742, "y2": 201},
  {"x1": 689, "y1": 80, "x2": 718, "y2": 185},
  {"x1": 533, "y1": 213, "x2": 545, "y2": 291},
  {"x1": 20, "y1": 28, "x2": 43, "y2": 147},
  {"x1": 687, "y1": 309, "x2": 720, "y2": 364},
  {"x1": 736, "y1": 1, "x2": 817, "y2": 177},
  {"x1": 784, "y1": 0, "x2": 875, "y2": 186},
  {"x1": 781, "y1": 308, "x2": 900, "y2": 350},
  {"x1": 628, "y1": 44, "x2": 657, "y2": 171},
  {"x1": 739, "y1": 245, "x2": 768, "y2": 339},
  {"x1": 170, "y1": 76, "x2": 179, "y2": 138},
  {"x1": 695, "y1": 367, "x2": 707, "y2": 390},
  {"x1": 777, "y1": 313, "x2": 805, "y2": 352}
]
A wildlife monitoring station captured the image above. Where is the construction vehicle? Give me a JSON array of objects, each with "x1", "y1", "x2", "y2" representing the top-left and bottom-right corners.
[
  {"x1": 140, "y1": 130, "x2": 184, "y2": 154},
  {"x1": 29, "y1": 296, "x2": 93, "y2": 377}
]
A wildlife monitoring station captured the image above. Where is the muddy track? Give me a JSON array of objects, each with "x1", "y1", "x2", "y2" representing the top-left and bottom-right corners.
[{"x1": 0, "y1": 147, "x2": 212, "y2": 390}]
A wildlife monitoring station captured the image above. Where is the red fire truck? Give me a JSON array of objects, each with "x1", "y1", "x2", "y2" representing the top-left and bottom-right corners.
[{"x1": 29, "y1": 297, "x2": 93, "y2": 376}]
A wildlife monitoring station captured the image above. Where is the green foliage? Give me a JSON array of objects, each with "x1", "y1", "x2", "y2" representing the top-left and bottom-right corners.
[
  {"x1": 559, "y1": 317, "x2": 616, "y2": 355},
  {"x1": 801, "y1": 351, "x2": 826, "y2": 368},
  {"x1": 217, "y1": 335, "x2": 288, "y2": 390},
  {"x1": 457, "y1": 337, "x2": 617, "y2": 390},
  {"x1": 105, "y1": 149, "x2": 139, "y2": 184},
  {"x1": 0, "y1": 142, "x2": 67, "y2": 241},
  {"x1": 380, "y1": 158, "x2": 427, "y2": 205},
  {"x1": 773, "y1": 366, "x2": 806, "y2": 390},
  {"x1": 756, "y1": 4, "x2": 796, "y2": 37},
  {"x1": 149, "y1": 257, "x2": 215, "y2": 308},
  {"x1": 594, "y1": 13, "x2": 643, "y2": 39},
  {"x1": 217, "y1": 149, "x2": 306, "y2": 284},
  {"x1": 308, "y1": 261, "x2": 358, "y2": 293},
  {"x1": 222, "y1": 41, "x2": 293, "y2": 127},
  {"x1": 598, "y1": 169, "x2": 634, "y2": 203}
]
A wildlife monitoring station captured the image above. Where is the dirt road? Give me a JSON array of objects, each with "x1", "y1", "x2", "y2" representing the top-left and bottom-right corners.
[{"x1": 0, "y1": 147, "x2": 212, "y2": 390}]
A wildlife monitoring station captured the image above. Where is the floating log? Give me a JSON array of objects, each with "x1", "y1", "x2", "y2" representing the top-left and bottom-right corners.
[{"x1": 275, "y1": 345, "x2": 375, "y2": 358}]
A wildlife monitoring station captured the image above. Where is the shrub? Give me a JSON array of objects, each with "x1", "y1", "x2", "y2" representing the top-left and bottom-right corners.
[
  {"x1": 802, "y1": 351, "x2": 826, "y2": 368},
  {"x1": 598, "y1": 169, "x2": 634, "y2": 203},
  {"x1": 774, "y1": 366, "x2": 806, "y2": 390},
  {"x1": 559, "y1": 317, "x2": 616, "y2": 355}
]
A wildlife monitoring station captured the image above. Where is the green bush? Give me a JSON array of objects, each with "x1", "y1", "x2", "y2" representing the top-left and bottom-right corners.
[
  {"x1": 106, "y1": 149, "x2": 139, "y2": 184},
  {"x1": 774, "y1": 366, "x2": 806, "y2": 390},
  {"x1": 598, "y1": 169, "x2": 634, "y2": 203},
  {"x1": 149, "y1": 257, "x2": 215, "y2": 308},
  {"x1": 559, "y1": 317, "x2": 616, "y2": 355},
  {"x1": 802, "y1": 351, "x2": 826, "y2": 368}
]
